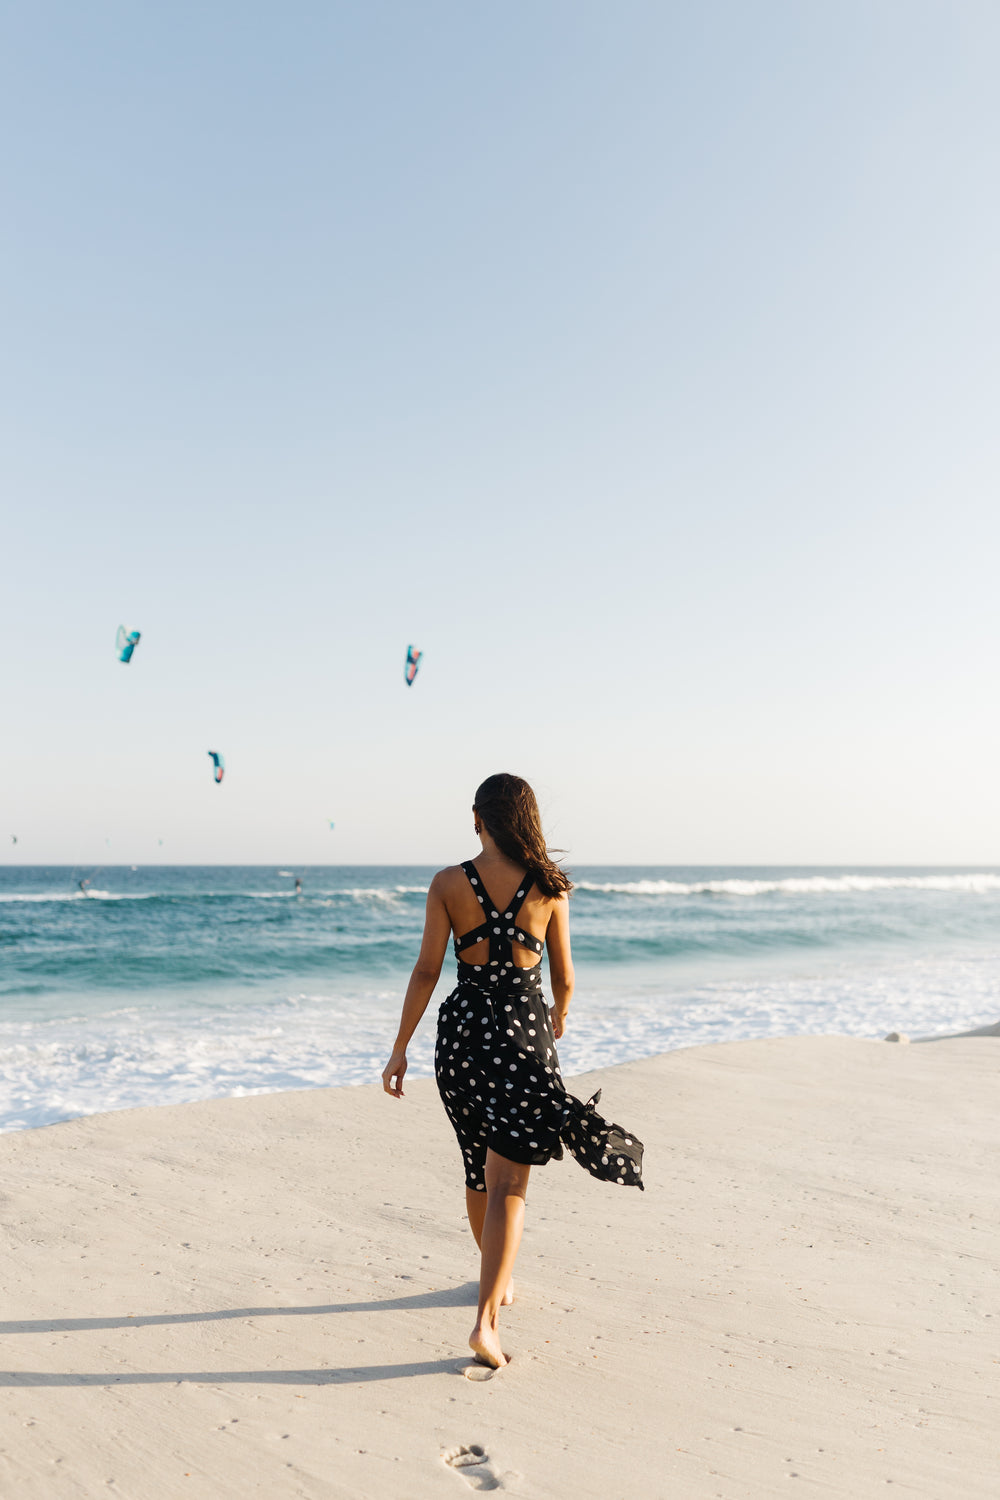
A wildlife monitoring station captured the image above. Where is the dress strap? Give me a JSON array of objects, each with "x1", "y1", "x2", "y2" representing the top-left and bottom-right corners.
[
  {"x1": 462, "y1": 860, "x2": 534, "y2": 919},
  {"x1": 505, "y1": 875, "x2": 534, "y2": 919},
  {"x1": 460, "y1": 859, "x2": 498, "y2": 914},
  {"x1": 455, "y1": 921, "x2": 491, "y2": 953},
  {"x1": 457, "y1": 862, "x2": 543, "y2": 960}
]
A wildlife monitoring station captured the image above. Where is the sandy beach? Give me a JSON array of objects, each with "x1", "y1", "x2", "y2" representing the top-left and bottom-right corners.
[{"x1": 1, "y1": 1033, "x2": 996, "y2": 1499}]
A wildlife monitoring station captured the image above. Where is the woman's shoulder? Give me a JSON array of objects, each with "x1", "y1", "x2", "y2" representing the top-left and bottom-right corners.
[
  {"x1": 535, "y1": 887, "x2": 568, "y2": 917},
  {"x1": 428, "y1": 863, "x2": 469, "y2": 892}
]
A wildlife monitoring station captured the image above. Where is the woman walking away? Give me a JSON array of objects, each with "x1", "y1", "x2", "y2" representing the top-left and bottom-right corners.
[{"x1": 382, "y1": 773, "x2": 644, "y2": 1372}]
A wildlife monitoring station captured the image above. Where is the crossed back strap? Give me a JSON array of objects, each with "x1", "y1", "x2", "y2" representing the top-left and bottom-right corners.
[{"x1": 454, "y1": 861, "x2": 543, "y2": 964}]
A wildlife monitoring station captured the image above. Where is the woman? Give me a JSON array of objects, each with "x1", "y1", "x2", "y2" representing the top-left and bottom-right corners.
[{"x1": 382, "y1": 773, "x2": 643, "y2": 1371}]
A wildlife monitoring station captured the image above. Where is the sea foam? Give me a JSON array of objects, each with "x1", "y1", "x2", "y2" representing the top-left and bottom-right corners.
[
  {"x1": 576, "y1": 873, "x2": 1000, "y2": 897},
  {"x1": 3, "y1": 863, "x2": 1000, "y2": 1132}
]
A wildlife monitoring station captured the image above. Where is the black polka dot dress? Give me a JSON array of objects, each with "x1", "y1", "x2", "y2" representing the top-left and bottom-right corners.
[{"x1": 435, "y1": 862, "x2": 644, "y2": 1193}]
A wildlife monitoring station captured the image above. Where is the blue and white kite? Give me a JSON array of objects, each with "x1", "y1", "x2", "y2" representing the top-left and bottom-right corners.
[{"x1": 116, "y1": 626, "x2": 141, "y2": 663}]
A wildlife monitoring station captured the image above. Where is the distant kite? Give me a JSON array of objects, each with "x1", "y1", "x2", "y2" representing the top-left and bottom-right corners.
[
  {"x1": 10, "y1": 834, "x2": 16, "y2": 845},
  {"x1": 329, "y1": 821, "x2": 336, "y2": 830},
  {"x1": 405, "y1": 644, "x2": 422, "y2": 686},
  {"x1": 207, "y1": 750, "x2": 225, "y2": 784},
  {"x1": 116, "y1": 626, "x2": 141, "y2": 663}
]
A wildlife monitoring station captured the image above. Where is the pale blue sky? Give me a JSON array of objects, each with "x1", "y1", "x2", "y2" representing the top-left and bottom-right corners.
[{"x1": 3, "y1": 2, "x2": 999, "y2": 865}]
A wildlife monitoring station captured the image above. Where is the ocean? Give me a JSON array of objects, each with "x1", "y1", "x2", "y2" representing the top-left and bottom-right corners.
[{"x1": 2, "y1": 864, "x2": 998, "y2": 1132}]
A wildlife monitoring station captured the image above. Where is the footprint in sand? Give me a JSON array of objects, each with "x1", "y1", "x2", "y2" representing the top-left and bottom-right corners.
[
  {"x1": 442, "y1": 1444, "x2": 503, "y2": 1491},
  {"x1": 454, "y1": 1355, "x2": 511, "y2": 1382}
]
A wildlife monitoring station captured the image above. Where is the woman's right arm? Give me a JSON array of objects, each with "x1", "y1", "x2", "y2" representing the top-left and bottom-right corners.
[
  {"x1": 381, "y1": 872, "x2": 451, "y2": 1098},
  {"x1": 545, "y1": 893, "x2": 575, "y2": 1039}
]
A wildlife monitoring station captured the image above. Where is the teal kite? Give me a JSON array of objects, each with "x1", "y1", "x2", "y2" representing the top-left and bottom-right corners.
[{"x1": 116, "y1": 626, "x2": 141, "y2": 663}]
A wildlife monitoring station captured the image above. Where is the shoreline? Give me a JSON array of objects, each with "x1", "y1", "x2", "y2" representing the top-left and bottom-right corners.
[
  {"x1": 7, "y1": 861, "x2": 1000, "y2": 1135},
  {"x1": 1, "y1": 1033, "x2": 997, "y2": 1497},
  {"x1": 4, "y1": 1011, "x2": 994, "y2": 1139}
]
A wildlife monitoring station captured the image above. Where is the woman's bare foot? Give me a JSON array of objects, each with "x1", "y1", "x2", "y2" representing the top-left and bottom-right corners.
[
  {"x1": 501, "y1": 1278, "x2": 514, "y2": 1307},
  {"x1": 469, "y1": 1320, "x2": 508, "y2": 1369}
]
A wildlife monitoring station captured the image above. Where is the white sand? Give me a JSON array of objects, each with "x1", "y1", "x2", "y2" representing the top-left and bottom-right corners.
[{"x1": 0, "y1": 1034, "x2": 996, "y2": 1498}]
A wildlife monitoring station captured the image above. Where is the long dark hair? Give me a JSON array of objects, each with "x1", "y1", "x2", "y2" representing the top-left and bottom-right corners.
[{"x1": 473, "y1": 773, "x2": 573, "y2": 898}]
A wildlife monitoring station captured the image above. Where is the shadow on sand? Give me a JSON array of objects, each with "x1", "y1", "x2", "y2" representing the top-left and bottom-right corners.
[
  {"x1": 0, "y1": 1360, "x2": 462, "y2": 1387},
  {"x1": 0, "y1": 1281, "x2": 479, "y2": 1335},
  {"x1": 0, "y1": 1282, "x2": 480, "y2": 1387}
]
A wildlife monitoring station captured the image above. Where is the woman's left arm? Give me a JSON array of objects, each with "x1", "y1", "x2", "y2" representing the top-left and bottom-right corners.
[
  {"x1": 545, "y1": 893, "x2": 575, "y2": 1039},
  {"x1": 382, "y1": 873, "x2": 452, "y2": 1098}
]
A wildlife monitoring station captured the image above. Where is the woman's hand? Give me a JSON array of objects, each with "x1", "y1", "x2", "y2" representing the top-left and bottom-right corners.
[
  {"x1": 550, "y1": 1006, "x2": 568, "y2": 1040},
  {"x1": 382, "y1": 1048, "x2": 408, "y2": 1097}
]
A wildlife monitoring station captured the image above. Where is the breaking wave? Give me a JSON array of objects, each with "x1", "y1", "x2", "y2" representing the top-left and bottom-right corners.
[{"x1": 575, "y1": 874, "x2": 1000, "y2": 897}]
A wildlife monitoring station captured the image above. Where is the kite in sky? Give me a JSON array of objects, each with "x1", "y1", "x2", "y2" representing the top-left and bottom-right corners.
[
  {"x1": 207, "y1": 750, "x2": 225, "y2": 784},
  {"x1": 405, "y1": 645, "x2": 422, "y2": 686},
  {"x1": 116, "y1": 626, "x2": 141, "y2": 663}
]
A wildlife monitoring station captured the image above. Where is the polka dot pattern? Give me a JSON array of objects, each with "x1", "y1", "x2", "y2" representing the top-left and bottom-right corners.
[
  {"x1": 434, "y1": 862, "x2": 645, "y2": 1193},
  {"x1": 558, "y1": 1087, "x2": 645, "y2": 1190}
]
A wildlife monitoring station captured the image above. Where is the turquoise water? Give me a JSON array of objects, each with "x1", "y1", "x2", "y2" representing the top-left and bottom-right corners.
[{"x1": 2, "y1": 864, "x2": 999, "y2": 1130}]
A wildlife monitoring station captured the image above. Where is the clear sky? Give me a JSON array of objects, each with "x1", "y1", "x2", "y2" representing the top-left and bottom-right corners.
[{"x1": 3, "y1": 1, "x2": 999, "y2": 866}]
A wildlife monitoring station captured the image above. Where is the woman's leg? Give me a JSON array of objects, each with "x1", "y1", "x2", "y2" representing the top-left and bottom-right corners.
[
  {"x1": 465, "y1": 1186, "x2": 514, "y2": 1305},
  {"x1": 469, "y1": 1150, "x2": 530, "y2": 1367},
  {"x1": 465, "y1": 1186, "x2": 486, "y2": 1248}
]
